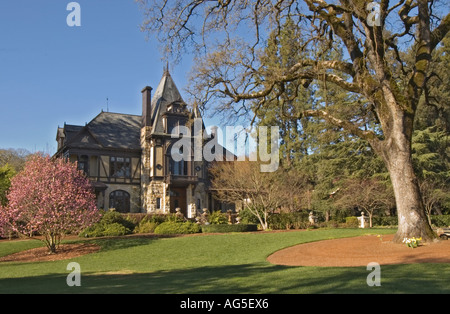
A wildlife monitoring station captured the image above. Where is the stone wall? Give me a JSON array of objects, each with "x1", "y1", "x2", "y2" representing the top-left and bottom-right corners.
[{"x1": 145, "y1": 181, "x2": 170, "y2": 214}]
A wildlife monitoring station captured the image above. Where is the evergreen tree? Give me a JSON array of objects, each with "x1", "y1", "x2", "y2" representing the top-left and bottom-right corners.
[
  {"x1": 255, "y1": 20, "x2": 389, "y2": 220},
  {"x1": 0, "y1": 164, "x2": 15, "y2": 207},
  {"x1": 254, "y1": 18, "x2": 314, "y2": 167}
]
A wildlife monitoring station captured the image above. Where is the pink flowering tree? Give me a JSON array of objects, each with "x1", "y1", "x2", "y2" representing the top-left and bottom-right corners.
[{"x1": 0, "y1": 154, "x2": 101, "y2": 253}]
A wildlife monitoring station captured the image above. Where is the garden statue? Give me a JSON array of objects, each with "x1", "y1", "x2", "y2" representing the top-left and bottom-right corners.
[
  {"x1": 175, "y1": 208, "x2": 184, "y2": 220},
  {"x1": 202, "y1": 208, "x2": 210, "y2": 225},
  {"x1": 227, "y1": 209, "x2": 233, "y2": 224},
  {"x1": 357, "y1": 212, "x2": 369, "y2": 228},
  {"x1": 309, "y1": 211, "x2": 317, "y2": 226}
]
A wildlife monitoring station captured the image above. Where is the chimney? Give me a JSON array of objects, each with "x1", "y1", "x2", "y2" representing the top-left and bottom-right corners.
[{"x1": 141, "y1": 86, "x2": 153, "y2": 127}]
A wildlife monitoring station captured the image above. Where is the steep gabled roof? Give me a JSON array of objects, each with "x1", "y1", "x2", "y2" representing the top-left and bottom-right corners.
[
  {"x1": 65, "y1": 126, "x2": 103, "y2": 149},
  {"x1": 63, "y1": 112, "x2": 142, "y2": 151}
]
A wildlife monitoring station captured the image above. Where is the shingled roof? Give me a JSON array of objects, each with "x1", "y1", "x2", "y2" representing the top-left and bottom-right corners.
[
  {"x1": 150, "y1": 70, "x2": 185, "y2": 135},
  {"x1": 61, "y1": 112, "x2": 142, "y2": 151}
]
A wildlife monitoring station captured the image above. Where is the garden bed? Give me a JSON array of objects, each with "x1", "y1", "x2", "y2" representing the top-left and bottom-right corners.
[{"x1": 0, "y1": 243, "x2": 100, "y2": 263}]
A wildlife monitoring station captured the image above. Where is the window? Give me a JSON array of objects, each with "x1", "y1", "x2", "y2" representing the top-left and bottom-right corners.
[
  {"x1": 156, "y1": 198, "x2": 161, "y2": 210},
  {"x1": 167, "y1": 118, "x2": 178, "y2": 134},
  {"x1": 110, "y1": 157, "x2": 131, "y2": 178},
  {"x1": 78, "y1": 155, "x2": 89, "y2": 175},
  {"x1": 171, "y1": 160, "x2": 188, "y2": 175},
  {"x1": 109, "y1": 190, "x2": 130, "y2": 213},
  {"x1": 172, "y1": 145, "x2": 187, "y2": 176}
]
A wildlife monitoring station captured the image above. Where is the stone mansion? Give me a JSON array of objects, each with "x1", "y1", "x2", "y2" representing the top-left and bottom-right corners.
[{"x1": 54, "y1": 69, "x2": 234, "y2": 217}]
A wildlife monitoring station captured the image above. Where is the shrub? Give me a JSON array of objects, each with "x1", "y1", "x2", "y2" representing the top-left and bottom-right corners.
[
  {"x1": 237, "y1": 208, "x2": 260, "y2": 225},
  {"x1": 315, "y1": 220, "x2": 334, "y2": 228},
  {"x1": 80, "y1": 210, "x2": 135, "y2": 238},
  {"x1": 147, "y1": 214, "x2": 172, "y2": 224},
  {"x1": 165, "y1": 213, "x2": 186, "y2": 223},
  {"x1": 344, "y1": 216, "x2": 359, "y2": 228},
  {"x1": 268, "y1": 212, "x2": 309, "y2": 230},
  {"x1": 123, "y1": 213, "x2": 148, "y2": 225},
  {"x1": 132, "y1": 214, "x2": 170, "y2": 234},
  {"x1": 101, "y1": 223, "x2": 129, "y2": 237},
  {"x1": 154, "y1": 221, "x2": 201, "y2": 235},
  {"x1": 201, "y1": 224, "x2": 258, "y2": 233},
  {"x1": 135, "y1": 221, "x2": 159, "y2": 234},
  {"x1": 79, "y1": 225, "x2": 104, "y2": 238},
  {"x1": 208, "y1": 211, "x2": 228, "y2": 224},
  {"x1": 101, "y1": 211, "x2": 135, "y2": 231}
]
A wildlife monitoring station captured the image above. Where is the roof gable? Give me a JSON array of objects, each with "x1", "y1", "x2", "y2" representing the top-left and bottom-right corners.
[
  {"x1": 62, "y1": 112, "x2": 142, "y2": 151},
  {"x1": 65, "y1": 127, "x2": 103, "y2": 149}
]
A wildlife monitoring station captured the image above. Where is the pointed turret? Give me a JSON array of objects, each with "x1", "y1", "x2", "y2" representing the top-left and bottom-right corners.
[
  {"x1": 150, "y1": 70, "x2": 186, "y2": 135},
  {"x1": 152, "y1": 69, "x2": 184, "y2": 111}
]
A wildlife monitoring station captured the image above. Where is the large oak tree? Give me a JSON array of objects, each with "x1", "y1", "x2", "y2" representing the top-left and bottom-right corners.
[{"x1": 139, "y1": 0, "x2": 450, "y2": 242}]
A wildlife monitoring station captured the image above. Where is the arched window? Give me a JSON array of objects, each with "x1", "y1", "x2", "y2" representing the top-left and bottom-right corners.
[{"x1": 109, "y1": 190, "x2": 130, "y2": 213}]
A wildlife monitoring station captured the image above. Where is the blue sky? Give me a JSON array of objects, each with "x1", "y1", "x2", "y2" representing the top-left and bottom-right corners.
[{"x1": 0, "y1": 0, "x2": 196, "y2": 154}]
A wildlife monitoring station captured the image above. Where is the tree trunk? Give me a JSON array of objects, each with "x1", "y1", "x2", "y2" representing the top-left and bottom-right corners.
[
  {"x1": 385, "y1": 149, "x2": 436, "y2": 243},
  {"x1": 371, "y1": 85, "x2": 436, "y2": 243},
  {"x1": 46, "y1": 233, "x2": 59, "y2": 254}
]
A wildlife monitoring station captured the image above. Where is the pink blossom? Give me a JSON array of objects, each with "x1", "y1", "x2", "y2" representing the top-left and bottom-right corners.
[{"x1": 0, "y1": 154, "x2": 101, "y2": 253}]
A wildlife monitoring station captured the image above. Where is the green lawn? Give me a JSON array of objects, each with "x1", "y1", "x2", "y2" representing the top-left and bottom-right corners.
[{"x1": 0, "y1": 228, "x2": 448, "y2": 294}]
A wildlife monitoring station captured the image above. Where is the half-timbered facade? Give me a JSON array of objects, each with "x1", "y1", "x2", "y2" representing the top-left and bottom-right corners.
[{"x1": 54, "y1": 69, "x2": 234, "y2": 216}]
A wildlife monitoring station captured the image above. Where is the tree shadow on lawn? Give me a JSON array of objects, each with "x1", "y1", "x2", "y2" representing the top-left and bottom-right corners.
[
  {"x1": 1, "y1": 263, "x2": 449, "y2": 294},
  {"x1": 76, "y1": 233, "x2": 187, "y2": 253},
  {"x1": 87, "y1": 234, "x2": 163, "y2": 253}
]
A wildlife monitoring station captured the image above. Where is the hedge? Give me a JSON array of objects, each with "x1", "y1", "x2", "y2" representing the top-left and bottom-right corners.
[
  {"x1": 355, "y1": 215, "x2": 450, "y2": 227},
  {"x1": 372, "y1": 216, "x2": 398, "y2": 226},
  {"x1": 154, "y1": 221, "x2": 201, "y2": 235},
  {"x1": 201, "y1": 224, "x2": 258, "y2": 233},
  {"x1": 268, "y1": 212, "x2": 309, "y2": 230},
  {"x1": 430, "y1": 215, "x2": 450, "y2": 227},
  {"x1": 345, "y1": 216, "x2": 359, "y2": 228},
  {"x1": 80, "y1": 211, "x2": 135, "y2": 238}
]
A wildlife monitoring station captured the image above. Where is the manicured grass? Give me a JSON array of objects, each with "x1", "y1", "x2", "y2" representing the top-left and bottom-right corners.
[{"x1": 0, "y1": 228, "x2": 448, "y2": 294}]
